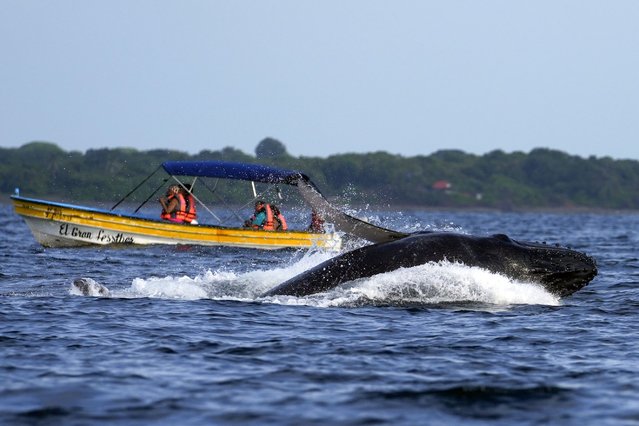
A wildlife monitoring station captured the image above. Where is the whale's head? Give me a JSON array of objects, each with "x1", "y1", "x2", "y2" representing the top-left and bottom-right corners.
[
  {"x1": 486, "y1": 234, "x2": 598, "y2": 297},
  {"x1": 393, "y1": 232, "x2": 598, "y2": 298}
]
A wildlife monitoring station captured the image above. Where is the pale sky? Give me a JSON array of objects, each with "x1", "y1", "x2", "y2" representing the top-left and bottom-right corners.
[{"x1": 1, "y1": 1, "x2": 638, "y2": 159}]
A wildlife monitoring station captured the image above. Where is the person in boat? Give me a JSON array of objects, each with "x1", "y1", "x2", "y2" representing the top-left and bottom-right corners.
[
  {"x1": 244, "y1": 200, "x2": 266, "y2": 229},
  {"x1": 244, "y1": 200, "x2": 275, "y2": 230},
  {"x1": 181, "y1": 184, "x2": 198, "y2": 225},
  {"x1": 159, "y1": 184, "x2": 186, "y2": 223},
  {"x1": 308, "y1": 209, "x2": 325, "y2": 233},
  {"x1": 271, "y1": 205, "x2": 288, "y2": 231}
]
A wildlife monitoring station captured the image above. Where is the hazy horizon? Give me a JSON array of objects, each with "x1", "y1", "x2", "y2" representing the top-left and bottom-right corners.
[{"x1": 2, "y1": 1, "x2": 638, "y2": 160}]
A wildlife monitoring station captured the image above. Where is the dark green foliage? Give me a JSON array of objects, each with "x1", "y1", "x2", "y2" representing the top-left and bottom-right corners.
[
  {"x1": 2, "y1": 141, "x2": 639, "y2": 210},
  {"x1": 255, "y1": 137, "x2": 289, "y2": 159}
]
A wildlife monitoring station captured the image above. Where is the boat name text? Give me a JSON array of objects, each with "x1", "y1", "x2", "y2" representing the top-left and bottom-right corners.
[{"x1": 58, "y1": 224, "x2": 134, "y2": 244}]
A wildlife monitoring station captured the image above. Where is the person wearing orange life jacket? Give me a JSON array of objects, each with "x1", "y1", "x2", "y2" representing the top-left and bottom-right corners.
[
  {"x1": 261, "y1": 203, "x2": 276, "y2": 230},
  {"x1": 271, "y1": 205, "x2": 288, "y2": 231},
  {"x1": 244, "y1": 200, "x2": 275, "y2": 230},
  {"x1": 159, "y1": 185, "x2": 187, "y2": 223},
  {"x1": 181, "y1": 184, "x2": 198, "y2": 225}
]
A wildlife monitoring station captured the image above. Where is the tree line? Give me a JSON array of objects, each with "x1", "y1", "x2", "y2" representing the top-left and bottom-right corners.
[{"x1": 2, "y1": 139, "x2": 639, "y2": 210}]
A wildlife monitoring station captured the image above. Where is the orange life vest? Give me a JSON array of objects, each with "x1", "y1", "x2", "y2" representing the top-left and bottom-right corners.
[
  {"x1": 262, "y1": 204, "x2": 275, "y2": 230},
  {"x1": 183, "y1": 194, "x2": 197, "y2": 223},
  {"x1": 160, "y1": 193, "x2": 187, "y2": 222},
  {"x1": 275, "y1": 213, "x2": 288, "y2": 231}
]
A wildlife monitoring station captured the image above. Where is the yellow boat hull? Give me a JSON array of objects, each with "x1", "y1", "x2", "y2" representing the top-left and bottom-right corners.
[{"x1": 11, "y1": 196, "x2": 342, "y2": 251}]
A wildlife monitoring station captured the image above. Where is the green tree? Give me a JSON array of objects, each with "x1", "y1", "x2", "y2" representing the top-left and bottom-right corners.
[{"x1": 255, "y1": 138, "x2": 288, "y2": 159}]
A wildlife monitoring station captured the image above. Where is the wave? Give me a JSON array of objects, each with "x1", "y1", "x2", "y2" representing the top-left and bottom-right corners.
[
  {"x1": 69, "y1": 251, "x2": 559, "y2": 307},
  {"x1": 307, "y1": 262, "x2": 560, "y2": 308}
]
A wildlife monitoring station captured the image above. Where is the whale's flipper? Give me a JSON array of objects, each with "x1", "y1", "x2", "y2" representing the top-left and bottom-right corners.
[
  {"x1": 295, "y1": 177, "x2": 408, "y2": 243},
  {"x1": 72, "y1": 277, "x2": 110, "y2": 297}
]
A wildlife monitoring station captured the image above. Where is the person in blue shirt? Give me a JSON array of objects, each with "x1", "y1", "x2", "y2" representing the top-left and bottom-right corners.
[{"x1": 244, "y1": 200, "x2": 267, "y2": 229}]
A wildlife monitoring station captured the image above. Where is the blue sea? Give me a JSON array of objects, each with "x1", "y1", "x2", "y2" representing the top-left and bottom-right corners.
[{"x1": 1, "y1": 202, "x2": 638, "y2": 425}]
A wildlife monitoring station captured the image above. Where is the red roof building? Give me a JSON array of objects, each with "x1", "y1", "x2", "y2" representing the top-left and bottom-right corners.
[{"x1": 432, "y1": 180, "x2": 452, "y2": 190}]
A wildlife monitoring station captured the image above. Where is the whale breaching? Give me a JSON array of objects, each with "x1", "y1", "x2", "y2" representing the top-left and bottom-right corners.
[{"x1": 261, "y1": 232, "x2": 597, "y2": 299}]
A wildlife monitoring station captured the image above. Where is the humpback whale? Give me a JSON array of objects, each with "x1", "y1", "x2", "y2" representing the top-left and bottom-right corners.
[{"x1": 261, "y1": 232, "x2": 597, "y2": 298}]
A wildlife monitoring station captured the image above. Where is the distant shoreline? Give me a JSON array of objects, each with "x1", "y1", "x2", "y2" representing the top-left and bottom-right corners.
[{"x1": 3, "y1": 194, "x2": 637, "y2": 215}]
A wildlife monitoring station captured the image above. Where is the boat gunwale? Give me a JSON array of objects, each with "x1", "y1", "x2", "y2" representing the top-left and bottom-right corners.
[{"x1": 11, "y1": 195, "x2": 330, "y2": 237}]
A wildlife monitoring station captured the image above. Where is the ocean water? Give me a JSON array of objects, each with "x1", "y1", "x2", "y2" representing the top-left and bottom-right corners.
[{"x1": 1, "y1": 203, "x2": 638, "y2": 425}]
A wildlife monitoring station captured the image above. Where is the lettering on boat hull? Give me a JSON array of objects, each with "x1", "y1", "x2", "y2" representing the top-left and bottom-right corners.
[
  {"x1": 95, "y1": 230, "x2": 135, "y2": 244},
  {"x1": 56, "y1": 223, "x2": 134, "y2": 245}
]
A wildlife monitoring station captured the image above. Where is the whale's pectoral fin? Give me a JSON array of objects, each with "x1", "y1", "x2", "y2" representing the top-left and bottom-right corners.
[
  {"x1": 296, "y1": 177, "x2": 408, "y2": 243},
  {"x1": 71, "y1": 277, "x2": 110, "y2": 297}
]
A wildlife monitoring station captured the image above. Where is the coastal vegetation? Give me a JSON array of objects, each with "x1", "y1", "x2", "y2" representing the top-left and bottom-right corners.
[{"x1": 2, "y1": 139, "x2": 639, "y2": 210}]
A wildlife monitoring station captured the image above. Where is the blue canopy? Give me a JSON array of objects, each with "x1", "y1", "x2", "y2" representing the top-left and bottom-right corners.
[
  {"x1": 161, "y1": 161, "x2": 307, "y2": 185},
  {"x1": 160, "y1": 160, "x2": 405, "y2": 242}
]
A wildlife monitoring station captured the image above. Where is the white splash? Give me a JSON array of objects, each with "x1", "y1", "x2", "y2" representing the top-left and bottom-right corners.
[
  {"x1": 264, "y1": 261, "x2": 560, "y2": 308},
  {"x1": 69, "y1": 254, "x2": 559, "y2": 308},
  {"x1": 127, "y1": 275, "x2": 209, "y2": 300},
  {"x1": 332, "y1": 261, "x2": 559, "y2": 306},
  {"x1": 70, "y1": 249, "x2": 336, "y2": 301}
]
